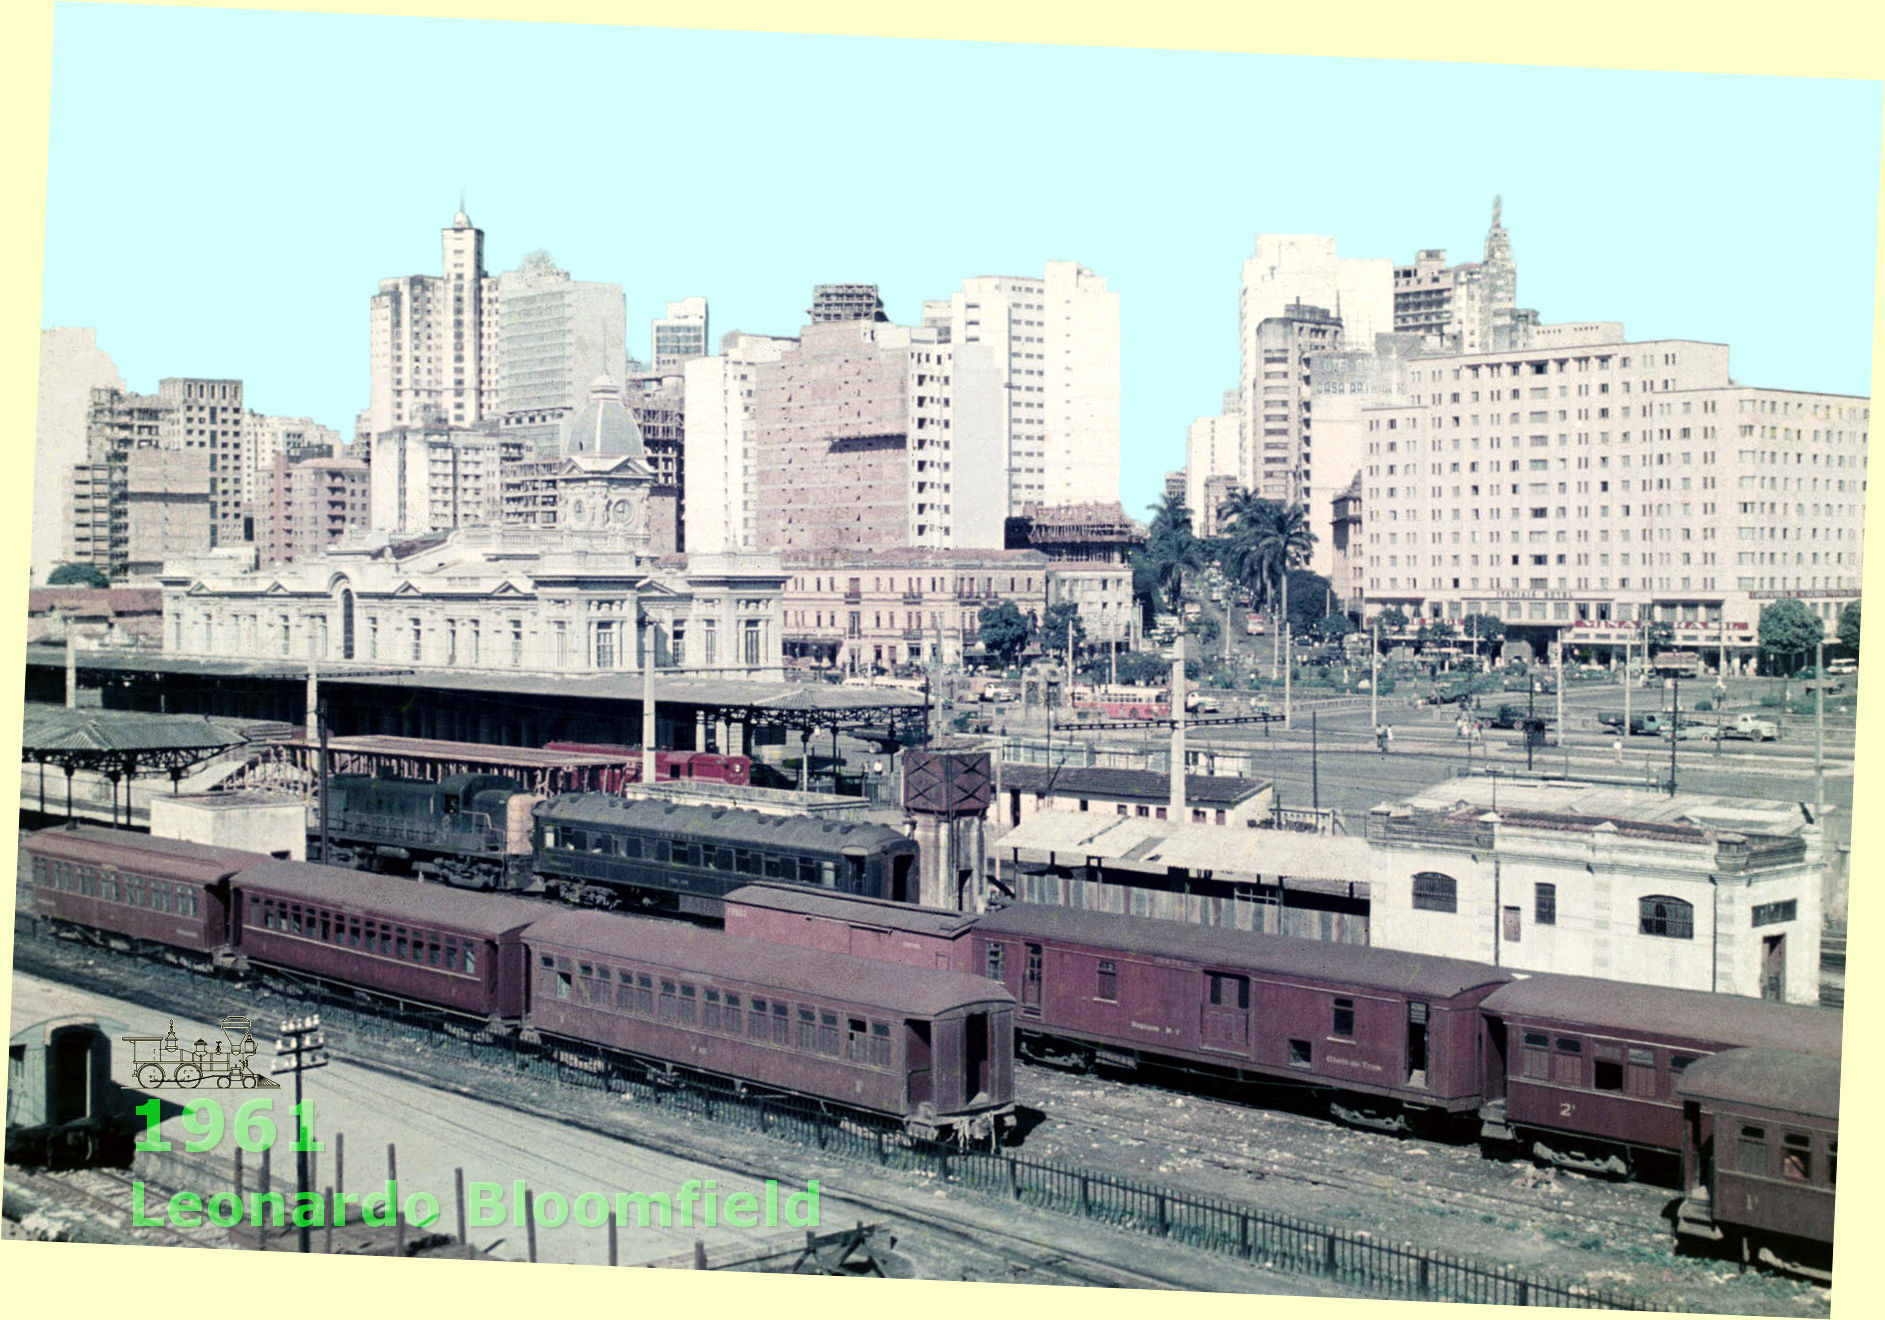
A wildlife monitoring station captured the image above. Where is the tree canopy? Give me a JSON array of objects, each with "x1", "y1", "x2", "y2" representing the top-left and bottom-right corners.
[
  {"x1": 1141, "y1": 492, "x2": 1203, "y2": 616},
  {"x1": 977, "y1": 601, "x2": 1034, "y2": 668},
  {"x1": 47, "y1": 562, "x2": 109, "y2": 588},
  {"x1": 1757, "y1": 599, "x2": 1824, "y2": 673},
  {"x1": 1462, "y1": 612, "x2": 1506, "y2": 643},
  {"x1": 1838, "y1": 601, "x2": 1860, "y2": 656},
  {"x1": 1040, "y1": 601, "x2": 1086, "y2": 655}
]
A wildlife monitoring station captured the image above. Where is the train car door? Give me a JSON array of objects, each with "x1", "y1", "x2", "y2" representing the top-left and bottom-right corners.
[
  {"x1": 1761, "y1": 935, "x2": 1786, "y2": 1002},
  {"x1": 1021, "y1": 943, "x2": 1043, "y2": 1016},
  {"x1": 906, "y1": 1020, "x2": 933, "y2": 1108},
  {"x1": 890, "y1": 852, "x2": 914, "y2": 904},
  {"x1": 1201, "y1": 972, "x2": 1249, "y2": 1052},
  {"x1": 1406, "y1": 1001, "x2": 1430, "y2": 1087}
]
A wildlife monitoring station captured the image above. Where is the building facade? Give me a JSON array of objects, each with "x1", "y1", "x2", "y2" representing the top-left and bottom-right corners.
[
  {"x1": 682, "y1": 333, "x2": 797, "y2": 554},
  {"x1": 367, "y1": 205, "x2": 498, "y2": 436},
  {"x1": 491, "y1": 250, "x2": 628, "y2": 455},
  {"x1": 1003, "y1": 501, "x2": 1145, "y2": 565},
  {"x1": 808, "y1": 284, "x2": 887, "y2": 323},
  {"x1": 1184, "y1": 390, "x2": 1241, "y2": 534},
  {"x1": 1391, "y1": 198, "x2": 1534, "y2": 355},
  {"x1": 1356, "y1": 334, "x2": 1868, "y2": 661},
  {"x1": 368, "y1": 424, "x2": 517, "y2": 536},
  {"x1": 35, "y1": 328, "x2": 124, "y2": 584},
  {"x1": 1249, "y1": 303, "x2": 1343, "y2": 507},
  {"x1": 652, "y1": 297, "x2": 709, "y2": 367},
  {"x1": 261, "y1": 455, "x2": 370, "y2": 565}
]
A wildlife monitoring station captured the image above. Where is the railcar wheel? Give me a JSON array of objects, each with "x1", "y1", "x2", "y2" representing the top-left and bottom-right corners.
[
  {"x1": 175, "y1": 1064, "x2": 202, "y2": 1089},
  {"x1": 216, "y1": 1075, "x2": 232, "y2": 1089},
  {"x1": 241, "y1": 1073, "x2": 258, "y2": 1088},
  {"x1": 136, "y1": 1063, "x2": 167, "y2": 1089}
]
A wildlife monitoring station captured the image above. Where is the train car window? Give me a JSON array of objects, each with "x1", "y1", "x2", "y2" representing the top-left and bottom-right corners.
[
  {"x1": 618, "y1": 836, "x2": 640, "y2": 860},
  {"x1": 770, "y1": 1003, "x2": 789, "y2": 1046},
  {"x1": 597, "y1": 834, "x2": 618, "y2": 858},
  {"x1": 985, "y1": 943, "x2": 1006, "y2": 981},
  {"x1": 846, "y1": 1018, "x2": 867, "y2": 1060},
  {"x1": 799, "y1": 858, "x2": 819, "y2": 885},
  {"x1": 616, "y1": 971, "x2": 633, "y2": 1010},
  {"x1": 870, "y1": 1022, "x2": 891, "y2": 1067},
  {"x1": 563, "y1": 830, "x2": 585, "y2": 853},
  {"x1": 396, "y1": 931, "x2": 408, "y2": 959},
  {"x1": 1593, "y1": 1044, "x2": 1624, "y2": 1092},
  {"x1": 659, "y1": 980, "x2": 679, "y2": 1021},
  {"x1": 1096, "y1": 960, "x2": 1118, "y2": 1002},
  {"x1": 763, "y1": 854, "x2": 784, "y2": 879},
  {"x1": 701, "y1": 846, "x2": 721, "y2": 871},
  {"x1": 724, "y1": 994, "x2": 742, "y2": 1035},
  {"x1": 29, "y1": 856, "x2": 44, "y2": 886},
  {"x1": 1738, "y1": 1125, "x2": 1768, "y2": 1175},
  {"x1": 1669, "y1": 1053, "x2": 1697, "y2": 1076},
  {"x1": 290, "y1": 905, "x2": 303, "y2": 935},
  {"x1": 636, "y1": 974, "x2": 653, "y2": 1015},
  {"x1": 1625, "y1": 1048, "x2": 1657, "y2": 1097},
  {"x1": 556, "y1": 969, "x2": 572, "y2": 1001},
  {"x1": 796, "y1": 1007, "x2": 818, "y2": 1051},
  {"x1": 104, "y1": 878, "x2": 118, "y2": 903},
  {"x1": 819, "y1": 1011, "x2": 840, "y2": 1056},
  {"x1": 681, "y1": 842, "x2": 703, "y2": 867},
  {"x1": 679, "y1": 984, "x2": 698, "y2": 1024},
  {"x1": 1552, "y1": 1037, "x2": 1582, "y2": 1086},
  {"x1": 443, "y1": 940, "x2": 457, "y2": 970},
  {"x1": 463, "y1": 945, "x2": 477, "y2": 977},
  {"x1": 379, "y1": 927, "x2": 391, "y2": 956},
  {"x1": 731, "y1": 850, "x2": 755, "y2": 876},
  {"x1": 1207, "y1": 973, "x2": 1249, "y2": 1010},
  {"x1": 749, "y1": 998, "x2": 770, "y2": 1039},
  {"x1": 541, "y1": 825, "x2": 560, "y2": 850},
  {"x1": 704, "y1": 989, "x2": 722, "y2": 1029},
  {"x1": 350, "y1": 920, "x2": 362, "y2": 949},
  {"x1": 319, "y1": 913, "x2": 332, "y2": 942},
  {"x1": 1782, "y1": 1133, "x2": 1812, "y2": 1181},
  {"x1": 1521, "y1": 1032, "x2": 1550, "y2": 1079},
  {"x1": 1332, "y1": 997, "x2": 1355, "y2": 1038},
  {"x1": 1288, "y1": 1039, "x2": 1312, "y2": 1068},
  {"x1": 820, "y1": 861, "x2": 837, "y2": 888}
]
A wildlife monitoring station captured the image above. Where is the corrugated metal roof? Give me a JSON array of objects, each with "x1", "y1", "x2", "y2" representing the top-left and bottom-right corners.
[
  {"x1": 537, "y1": 795, "x2": 914, "y2": 856},
  {"x1": 975, "y1": 904, "x2": 1512, "y2": 1000},
  {"x1": 997, "y1": 810, "x2": 1372, "y2": 882},
  {"x1": 723, "y1": 883, "x2": 978, "y2": 937},
  {"x1": 234, "y1": 861, "x2": 547, "y2": 937},
  {"x1": 524, "y1": 909, "x2": 1012, "y2": 1016},
  {"x1": 20, "y1": 706, "x2": 251, "y2": 754},
  {"x1": 998, "y1": 763, "x2": 1268, "y2": 807},
  {"x1": 1481, "y1": 974, "x2": 1843, "y2": 1056},
  {"x1": 285, "y1": 735, "x2": 637, "y2": 767},
  {"x1": 1676, "y1": 1048, "x2": 1840, "y2": 1118}
]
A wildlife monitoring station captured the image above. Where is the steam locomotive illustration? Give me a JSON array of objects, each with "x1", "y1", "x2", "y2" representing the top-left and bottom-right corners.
[{"x1": 121, "y1": 1014, "x2": 280, "y2": 1090}]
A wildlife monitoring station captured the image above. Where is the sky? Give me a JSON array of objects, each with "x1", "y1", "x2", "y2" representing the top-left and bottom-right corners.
[{"x1": 39, "y1": 4, "x2": 1884, "y2": 518}]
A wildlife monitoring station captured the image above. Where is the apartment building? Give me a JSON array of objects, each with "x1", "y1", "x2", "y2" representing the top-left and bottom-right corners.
[
  {"x1": 683, "y1": 333, "x2": 797, "y2": 553},
  {"x1": 261, "y1": 455, "x2": 370, "y2": 565},
  {"x1": 367, "y1": 205, "x2": 498, "y2": 436},
  {"x1": 652, "y1": 297, "x2": 709, "y2": 367}
]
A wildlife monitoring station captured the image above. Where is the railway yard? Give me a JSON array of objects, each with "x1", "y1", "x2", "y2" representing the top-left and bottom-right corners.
[{"x1": 8, "y1": 904, "x2": 1833, "y2": 1311}]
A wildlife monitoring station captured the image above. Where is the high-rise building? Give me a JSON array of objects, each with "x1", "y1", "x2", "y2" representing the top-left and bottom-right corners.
[
  {"x1": 35, "y1": 328, "x2": 124, "y2": 584},
  {"x1": 682, "y1": 333, "x2": 797, "y2": 553},
  {"x1": 368, "y1": 423, "x2": 517, "y2": 536},
  {"x1": 651, "y1": 297, "x2": 709, "y2": 368},
  {"x1": 492, "y1": 250, "x2": 628, "y2": 455},
  {"x1": 368, "y1": 204, "x2": 499, "y2": 436},
  {"x1": 623, "y1": 365, "x2": 684, "y2": 553},
  {"x1": 69, "y1": 448, "x2": 212, "y2": 581},
  {"x1": 1248, "y1": 304, "x2": 1342, "y2": 508},
  {"x1": 157, "y1": 378, "x2": 246, "y2": 546},
  {"x1": 807, "y1": 284, "x2": 888, "y2": 324},
  {"x1": 261, "y1": 455, "x2": 370, "y2": 565},
  {"x1": 1393, "y1": 197, "x2": 1535, "y2": 354},
  {"x1": 1356, "y1": 333, "x2": 1868, "y2": 667},
  {"x1": 923, "y1": 261, "x2": 1121, "y2": 511},
  {"x1": 1184, "y1": 389, "x2": 1240, "y2": 535}
]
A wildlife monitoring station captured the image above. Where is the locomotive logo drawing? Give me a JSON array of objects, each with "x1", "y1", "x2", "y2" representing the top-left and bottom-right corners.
[{"x1": 122, "y1": 1014, "x2": 281, "y2": 1091}]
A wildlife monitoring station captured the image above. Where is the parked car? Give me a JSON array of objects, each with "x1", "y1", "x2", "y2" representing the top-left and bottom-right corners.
[
  {"x1": 1598, "y1": 711, "x2": 1665, "y2": 737},
  {"x1": 1721, "y1": 712, "x2": 1779, "y2": 741}
]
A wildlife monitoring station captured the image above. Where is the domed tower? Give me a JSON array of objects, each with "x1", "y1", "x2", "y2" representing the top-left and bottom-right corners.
[{"x1": 556, "y1": 373, "x2": 654, "y2": 552}]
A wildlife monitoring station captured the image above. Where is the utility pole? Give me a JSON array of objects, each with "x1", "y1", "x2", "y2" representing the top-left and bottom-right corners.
[
  {"x1": 1623, "y1": 625, "x2": 1633, "y2": 746},
  {"x1": 1370, "y1": 621, "x2": 1380, "y2": 732},
  {"x1": 640, "y1": 613, "x2": 658, "y2": 781},
  {"x1": 1668, "y1": 670, "x2": 1680, "y2": 796},
  {"x1": 1526, "y1": 672, "x2": 1536, "y2": 772},
  {"x1": 317, "y1": 699, "x2": 331, "y2": 864},
  {"x1": 1814, "y1": 637, "x2": 1825, "y2": 822},
  {"x1": 1556, "y1": 637, "x2": 1566, "y2": 775},
  {"x1": 271, "y1": 1014, "x2": 329, "y2": 1254},
  {"x1": 1311, "y1": 709, "x2": 1319, "y2": 810},
  {"x1": 1283, "y1": 623, "x2": 1292, "y2": 731},
  {"x1": 1168, "y1": 634, "x2": 1187, "y2": 821}
]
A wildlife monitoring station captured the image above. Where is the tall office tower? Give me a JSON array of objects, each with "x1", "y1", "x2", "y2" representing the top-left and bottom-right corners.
[
  {"x1": 807, "y1": 284, "x2": 888, "y2": 323},
  {"x1": 1303, "y1": 343, "x2": 1410, "y2": 576},
  {"x1": 751, "y1": 320, "x2": 1003, "y2": 553},
  {"x1": 157, "y1": 378, "x2": 247, "y2": 546},
  {"x1": 683, "y1": 333, "x2": 797, "y2": 553},
  {"x1": 1247, "y1": 304, "x2": 1343, "y2": 508},
  {"x1": 367, "y1": 204, "x2": 499, "y2": 436},
  {"x1": 1393, "y1": 197, "x2": 1535, "y2": 354},
  {"x1": 652, "y1": 297, "x2": 709, "y2": 367},
  {"x1": 261, "y1": 454, "x2": 370, "y2": 565},
  {"x1": 1185, "y1": 388, "x2": 1241, "y2": 536},
  {"x1": 923, "y1": 260, "x2": 1121, "y2": 511},
  {"x1": 492, "y1": 250, "x2": 628, "y2": 455},
  {"x1": 35, "y1": 328, "x2": 124, "y2": 583},
  {"x1": 1240, "y1": 235, "x2": 1391, "y2": 510}
]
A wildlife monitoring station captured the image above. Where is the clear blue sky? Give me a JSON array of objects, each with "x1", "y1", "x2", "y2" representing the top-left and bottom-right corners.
[{"x1": 41, "y1": 4, "x2": 1882, "y2": 517}]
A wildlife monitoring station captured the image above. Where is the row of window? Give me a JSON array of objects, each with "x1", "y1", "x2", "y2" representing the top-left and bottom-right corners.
[
  {"x1": 541, "y1": 827, "x2": 841, "y2": 888},
  {"x1": 32, "y1": 856, "x2": 202, "y2": 919},
  {"x1": 541, "y1": 956, "x2": 896, "y2": 1068},
  {"x1": 1519, "y1": 1032, "x2": 1696, "y2": 1098},
  {"x1": 1411, "y1": 873, "x2": 1701, "y2": 941},
  {"x1": 244, "y1": 894, "x2": 477, "y2": 975},
  {"x1": 1738, "y1": 1125, "x2": 1833, "y2": 1186}
]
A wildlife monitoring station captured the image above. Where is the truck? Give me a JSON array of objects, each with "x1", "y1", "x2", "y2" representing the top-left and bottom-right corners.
[
  {"x1": 1720, "y1": 712, "x2": 1779, "y2": 741},
  {"x1": 1597, "y1": 710, "x2": 1665, "y2": 737}
]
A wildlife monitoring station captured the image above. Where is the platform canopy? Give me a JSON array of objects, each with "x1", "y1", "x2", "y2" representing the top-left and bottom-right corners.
[{"x1": 20, "y1": 703, "x2": 254, "y2": 823}]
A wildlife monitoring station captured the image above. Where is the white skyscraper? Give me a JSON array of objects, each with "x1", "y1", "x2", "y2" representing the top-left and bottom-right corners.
[
  {"x1": 652, "y1": 297, "x2": 709, "y2": 368},
  {"x1": 682, "y1": 333, "x2": 797, "y2": 552},
  {"x1": 35, "y1": 327, "x2": 124, "y2": 583},
  {"x1": 492, "y1": 250, "x2": 628, "y2": 455},
  {"x1": 367, "y1": 204, "x2": 499, "y2": 436},
  {"x1": 924, "y1": 260, "x2": 1121, "y2": 511}
]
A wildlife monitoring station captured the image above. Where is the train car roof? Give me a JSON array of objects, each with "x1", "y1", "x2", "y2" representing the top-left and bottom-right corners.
[
  {"x1": 974, "y1": 904, "x2": 1513, "y2": 1000},
  {"x1": 1676, "y1": 1048, "x2": 1840, "y2": 1119},
  {"x1": 536, "y1": 795, "x2": 916, "y2": 854},
  {"x1": 1481, "y1": 974, "x2": 1844, "y2": 1057},
  {"x1": 523, "y1": 910, "x2": 1013, "y2": 1017},
  {"x1": 723, "y1": 884, "x2": 979, "y2": 938},
  {"x1": 233, "y1": 861, "x2": 547, "y2": 937},
  {"x1": 21, "y1": 825, "x2": 265, "y2": 884}
]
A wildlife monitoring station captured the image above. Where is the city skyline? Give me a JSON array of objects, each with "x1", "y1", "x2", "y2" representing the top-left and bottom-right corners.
[{"x1": 38, "y1": 6, "x2": 1882, "y2": 517}]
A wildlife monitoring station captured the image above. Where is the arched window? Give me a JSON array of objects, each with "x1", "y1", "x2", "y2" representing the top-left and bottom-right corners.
[
  {"x1": 339, "y1": 588, "x2": 355, "y2": 661},
  {"x1": 1412, "y1": 872, "x2": 1458, "y2": 914},
  {"x1": 1639, "y1": 895, "x2": 1694, "y2": 940}
]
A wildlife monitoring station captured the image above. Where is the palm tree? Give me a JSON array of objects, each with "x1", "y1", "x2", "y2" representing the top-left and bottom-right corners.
[
  {"x1": 1143, "y1": 493, "x2": 1202, "y2": 618},
  {"x1": 1256, "y1": 502, "x2": 1316, "y2": 677}
]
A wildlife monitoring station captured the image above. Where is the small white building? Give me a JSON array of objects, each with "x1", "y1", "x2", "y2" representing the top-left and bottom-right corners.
[
  {"x1": 149, "y1": 792, "x2": 306, "y2": 860},
  {"x1": 1367, "y1": 778, "x2": 1822, "y2": 1004}
]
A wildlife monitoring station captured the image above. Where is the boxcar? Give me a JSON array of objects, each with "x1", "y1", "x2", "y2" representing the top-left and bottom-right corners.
[
  {"x1": 972, "y1": 905, "x2": 1513, "y2": 1131},
  {"x1": 722, "y1": 884, "x2": 980, "y2": 972},
  {"x1": 21, "y1": 826, "x2": 257, "y2": 961},
  {"x1": 533, "y1": 795, "x2": 920, "y2": 914},
  {"x1": 1675, "y1": 1049, "x2": 1837, "y2": 1281},
  {"x1": 323, "y1": 773, "x2": 540, "y2": 890},
  {"x1": 522, "y1": 909, "x2": 1015, "y2": 1142},
  {"x1": 230, "y1": 861, "x2": 544, "y2": 1020},
  {"x1": 1477, "y1": 974, "x2": 1844, "y2": 1177}
]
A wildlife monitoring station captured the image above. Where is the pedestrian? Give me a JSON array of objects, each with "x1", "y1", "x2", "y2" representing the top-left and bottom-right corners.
[
  {"x1": 1375, "y1": 723, "x2": 1388, "y2": 753},
  {"x1": 1385, "y1": 723, "x2": 1395, "y2": 752}
]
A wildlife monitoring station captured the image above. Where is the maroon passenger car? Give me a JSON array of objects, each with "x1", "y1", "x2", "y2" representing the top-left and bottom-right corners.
[
  {"x1": 231, "y1": 861, "x2": 543, "y2": 1020},
  {"x1": 1675, "y1": 1049, "x2": 1837, "y2": 1280},
  {"x1": 972, "y1": 905, "x2": 1513, "y2": 1131},
  {"x1": 1477, "y1": 974, "x2": 1843, "y2": 1177},
  {"x1": 722, "y1": 883, "x2": 980, "y2": 973},
  {"x1": 523, "y1": 910, "x2": 1015, "y2": 1141},
  {"x1": 22, "y1": 826, "x2": 257, "y2": 961}
]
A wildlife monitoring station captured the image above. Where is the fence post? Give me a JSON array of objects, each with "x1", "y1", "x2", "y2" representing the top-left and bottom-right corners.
[
  {"x1": 1078, "y1": 1175, "x2": 1090, "y2": 1217},
  {"x1": 1008, "y1": 1156, "x2": 1020, "y2": 1200},
  {"x1": 1418, "y1": 1256, "x2": 1430, "y2": 1300},
  {"x1": 1325, "y1": 1231, "x2": 1339, "y2": 1274},
  {"x1": 1239, "y1": 1211, "x2": 1250, "y2": 1259},
  {"x1": 876, "y1": 1130, "x2": 886, "y2": 1165},
  {"x1": 1156, "y1": 1193, "x2": 1168, "y2": 1236},
  {"x1": 1517, "y1": 1280, "x2": 1529, "y2": 1307}
]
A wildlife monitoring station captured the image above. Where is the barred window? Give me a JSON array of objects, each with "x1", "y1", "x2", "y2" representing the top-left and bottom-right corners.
[
  {"x1": 869, "y1": 1021, "x2": 892, "y2": 1068},
  {"x1": 1096, "y1": 959, "x2": 1117, "y2": 1002},
  {"x1": 819, "y1": 1011, "x2": 840, "y2": 1056},
  {"x1": 846, "y1": 1017, "x2": 868, "y2": 1061},
  {"x1": 703, "y1": 988, "x2": 722, "y2": 1031},
  {"x1": 678, "y1": 983, "x2": 697, "y2": 1025},
  {"x1": 658, "y1": 979, "x2": 679, "y2": 1021},
  {"x1": 771, "y1": 1002, "x2": 790, "y2": 1045},
  {"x1": 636, "y1": 974, "x2": 654, "y2": 1015},
  {"x1": 1639, "y1": 895, "x2": 1694, "y2": 940},
  {"x1": 985, "y1": 943, "x2": 1005, "y2": 982},
  {"x1": 617, "y1": 970, "x2": 634, "y2": 1011},
  {"x1": 1332, "y1": 997, "x2": 1355, "y2": 1039},
  {"x1": 797, "y1": 1007, "x2": 818, "y2": 1051},
  {"x1": 749, "y1": 998, "x2": 771, "y2": 1040},
  {"x1": 1751, "y1": 900, "x2": 1797, "y2": 927},
  {"x1": 723, "y1": 994, "x2": 741, "y2": 1035},
  {"x1": 1520, "y1": 1030, "x2": 1550, "y2": 1080},
  {"x1": 1535, "y1": 882, "x2": 1557, "y2": 926},
  {"x1": 1412, "y1": 872, "x2": 1458, "y2": 913}
]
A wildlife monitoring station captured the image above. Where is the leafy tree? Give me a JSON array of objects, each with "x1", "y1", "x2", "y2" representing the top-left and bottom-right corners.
[
  {"x1": 1375, "y1": 606, "x2": 1409, "y2": 635},
  {"x1": 1645, "y1": 620, "x2": 1676, "y2": 655},
  {"x1": 1142, "y1": 493, "x2": 1203, "y2": 616},
  {"x1": 1283, "y1": 568, "x2": 1333, "y2": 636},
  {"x1": 1040, "y1": 601, "x2": 1086, "y2": 655},
  {"x1": 1315, "y1": 612, "x2": 1357, "y2": 646},
  {"x1": 47, "y1": 562, "x2": 109, "y2": 588},
  {"x1": 1191, "y1": 613, "x2": 1221, "y2": 647},
  {"x1": 978, "y1": 601, "x2": 1033, "y2": 668},
  {"x1": 1419, "y1": 619, "x2": 1458, "y2": 650},
  {"x1": 1839, "y1": 600, "x2": 1861, "y2": 656},
  {"x1": 1758, "y1": 599, "x2": 1824, "y2": 674},
  {"x1": 1462, "y1": 613, "x2": 1506, "y2": 644}
]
